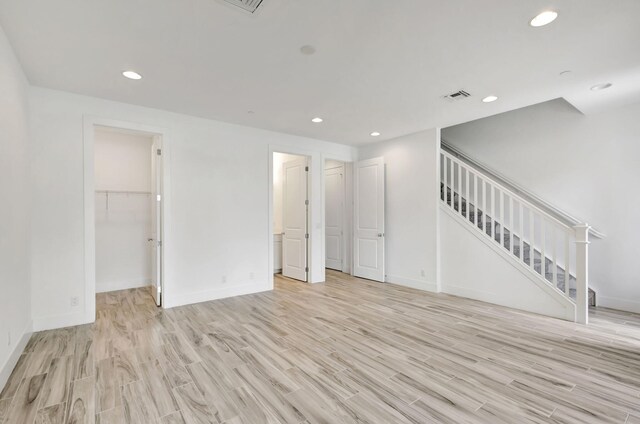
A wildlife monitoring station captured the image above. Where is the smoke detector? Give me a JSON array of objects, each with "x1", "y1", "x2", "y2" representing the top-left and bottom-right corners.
[
  {"x1": 221, "y1": 0, "x2": 265, "y2": 13},
  {"x1": 444, "y1": 90, "x2": 471, "y2": 101}
]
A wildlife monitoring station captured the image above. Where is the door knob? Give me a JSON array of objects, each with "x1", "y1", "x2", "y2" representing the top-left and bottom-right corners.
[
  {"x1": 377, "y1": 233, "x2": 384, "y2": 237},
  {"x1": 148, "y1": 238, "x2": 154, "y2": 242}
]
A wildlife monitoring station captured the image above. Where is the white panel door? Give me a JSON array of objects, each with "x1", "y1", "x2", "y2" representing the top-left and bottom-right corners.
[
  {"x1": 149, "y1": 138, "x2": 162, "y2": 306},
  {"x1": 282, "y1": 158, "x2": 308, "y2": 281},
  {"x1": 325, "y1": 165, "x2": 344, "y2": 271},
  {"x1": 354, "y1": 157, "x2": 385, "y2": 282}
]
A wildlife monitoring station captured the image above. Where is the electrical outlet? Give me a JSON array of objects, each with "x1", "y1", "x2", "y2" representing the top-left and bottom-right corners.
[
  {"x1": 420, "y1": 269, "x2": 426, "y2": 278},
  {"x1": 221, "y1": 276, "x2": 227, "y2": 284},
  {"x1": 71, "y1": 296, "x2": 79, "y2": 307},
  {"x1": 250, "y1": 272, "x2": 255, "y2": 280}
]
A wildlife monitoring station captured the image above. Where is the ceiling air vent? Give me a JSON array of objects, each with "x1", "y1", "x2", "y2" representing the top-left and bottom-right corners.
[
  {"x1": 222, "y1": 0, "x2": 265, "y2": 13},
  {"x1": 444, "y1": 90, "x2": 471, "y2": 101}
]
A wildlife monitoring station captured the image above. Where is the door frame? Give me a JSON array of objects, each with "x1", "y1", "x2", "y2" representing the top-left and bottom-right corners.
[
  {"x1": 150, "y1": 135, "x2": 163, "y2": 306},
  {"x1": 268, "y1": 147, "x2": 354, "y2": 287},
  {"x1": 322, "y1": 156, "x2": 355, "y2": 276},
  {"x1": 324, "y1": 161, "x2": 348, "y2": 273},
  {"x1": 83, "y1": 116, "x2": 170, "y2": 323},
  {"x1": 269, "y1": 148, "x2": 311, "y2": 284}
]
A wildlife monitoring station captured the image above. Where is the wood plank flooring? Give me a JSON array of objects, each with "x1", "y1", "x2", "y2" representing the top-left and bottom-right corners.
[{"x1": 1, "y1": 270, "x2": 640, "y2": 423}]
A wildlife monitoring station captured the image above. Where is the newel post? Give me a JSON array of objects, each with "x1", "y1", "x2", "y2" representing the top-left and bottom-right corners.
[{"x1": 574, "y1": 224, "x2": 590, "y2": 324}]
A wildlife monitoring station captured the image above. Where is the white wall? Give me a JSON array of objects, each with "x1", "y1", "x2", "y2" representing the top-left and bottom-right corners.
[
  {"x1": 95, "y1": 129, "x2": 153, "y2": 293},
  {"x1": 357, "y1": 129, "x2": 441, "y2": 291},
  {"x1": 95, "y1": 129, "x2": 153, "y2": 192},
  {"x1": 443, "y1": 98, "x2": 640, "y2": 313},
  {"x1": 29, "y1": 87, "x2": 355, "y2": 330},
  {"x1": 0, "y1": 25, "x2": 32, "y2": 391},
  {"x1": 273, "y1": 152, "x2": 304, "y2": 234}
]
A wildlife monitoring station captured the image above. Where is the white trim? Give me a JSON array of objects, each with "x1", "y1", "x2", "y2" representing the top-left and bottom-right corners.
[
  {"x1": 385, "y1": 275, "x2": 438, "y2": 292},
  {"x1": 440, "y1": 204, "x2": 576, "y2": 317},
  {"x1": 83, "y1": 116, "x2": 170, "y2": 324},
  {"x1": 96, "y1": 279, "x2": 151, "y2": 293},
  {"x1": 598, "y1": 295, "x2": 640, "y2": 314},
  {"x1": 166, "y1": 282, "x2": 271, "y2": 308},
  {"x1": 434, "y1": 134, "x2": 442, "y2": 292},
  {"x1": 0, "y1": 321, "x2": 32, "y2": 394}
]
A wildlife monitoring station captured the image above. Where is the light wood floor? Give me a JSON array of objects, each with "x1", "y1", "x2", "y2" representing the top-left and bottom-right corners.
[{"x1": 1, "y1": 271, "x2": 640, "y2": 424}]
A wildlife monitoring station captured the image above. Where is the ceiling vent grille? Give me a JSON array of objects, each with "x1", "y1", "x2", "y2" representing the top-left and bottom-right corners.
[
  {"x1": 223, "y1": 0, "x2": 265, "y2": 13},
  {"x1": 444, "y1": 90, "x2": 471, "y2": 101}
]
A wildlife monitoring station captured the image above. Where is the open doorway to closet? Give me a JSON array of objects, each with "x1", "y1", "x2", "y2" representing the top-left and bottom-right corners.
[
  {"x1": 323, "y1": 157, "x2": 386, "y2": 281},
  {"x1": 93, "y1": 126, "x2": 163, "y2": 306},
  {"x1": 324, "y1": 159, "x2": 352, "y2": 274},
  {"x1": 273, "y1": 152, "x2": 309, "y2": 282}
]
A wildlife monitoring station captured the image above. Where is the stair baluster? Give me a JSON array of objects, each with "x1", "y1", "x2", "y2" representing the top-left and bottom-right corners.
[
  {"x1": 440, "y1": 150, "x2": 591, "y2": 323},
  {"x1": 575, "y1": 224, "x2": 590, "y2": 324}
]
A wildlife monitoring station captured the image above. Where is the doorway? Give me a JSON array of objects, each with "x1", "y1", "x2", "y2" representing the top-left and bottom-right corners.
[
  {"x1": 323, "y1": 157, "x2": 385, "y2": 282},
  {"x1": 324, "y1": 159, "x2": 348, "y2": 273},
  {"x1": 93, "y1": 126, "x2": 163, "y2": 306},
  {"x1": 273, "y1": 152, "x2": 309, "y2": 282}
]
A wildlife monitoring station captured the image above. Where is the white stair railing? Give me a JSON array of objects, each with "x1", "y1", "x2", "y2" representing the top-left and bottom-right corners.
[{"x1": 440, "y1": 151, "x2": 590, "y2": 324}]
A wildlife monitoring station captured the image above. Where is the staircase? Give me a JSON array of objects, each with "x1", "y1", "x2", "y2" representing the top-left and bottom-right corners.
[
  {"x1": 440, "y1": 149, "x2": 594, "y2": 323},
  {"x1": 441, "y1": 184, "x2": 595, "y2": 304}
]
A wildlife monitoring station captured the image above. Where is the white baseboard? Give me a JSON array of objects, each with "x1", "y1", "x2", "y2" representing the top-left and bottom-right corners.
[
  {"x1": 32, "y1": 311, "x2": 90, "y2": 332},
  {"x1": 598, "y1": 295, "x2": 640, "y2": 314},
  {"x1": 96, "y1": 278, "x2": 151, "y2": 293},
  {"x1": 386, "y1": 274, "x2": 438, "y2": 293},
  {"x1": 165, "y1": 281, "x2": 272, "y2": 309},
  {"x1": 0, "y1": 321, "x2": 32, "y2": 394}
]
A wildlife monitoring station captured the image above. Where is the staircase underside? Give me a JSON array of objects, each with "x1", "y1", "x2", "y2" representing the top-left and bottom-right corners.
[{"x1": 442, "y1": 184, "x2": 595, "y2": 305}]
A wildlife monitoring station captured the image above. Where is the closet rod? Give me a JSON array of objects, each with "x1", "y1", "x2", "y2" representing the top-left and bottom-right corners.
[
  {"x1": 95, "y1": 190, "x2": 151, "y2": 195},
  {"x1": 96, "y1": 190, "x2": 152, "y2": 211}
]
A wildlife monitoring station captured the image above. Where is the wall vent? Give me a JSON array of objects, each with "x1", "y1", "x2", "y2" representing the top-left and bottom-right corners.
[
  {"x1": 444, "y1": 90, "x2": 471, "y2": 101},
  {"x1": 222, "y1": 0, "x2": 265, "y2": 13}
]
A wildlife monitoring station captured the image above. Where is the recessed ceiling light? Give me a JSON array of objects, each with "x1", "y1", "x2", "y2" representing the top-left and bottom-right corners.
[
  {"x1": 311, "y1": 117, "x2": 323, "y2": 123},
  {"x1": 122, "y1": 70, "x2": 142, "y2": 80},
  {"x1": 591, "y1": 83, "x2": 612, "y2": 91},
  {"x1": 482, "y1": 95, "x2": 498, "y2": 103},
  {"x1": 370, "y1": 132, "x2": 381, "y2": 137},
  {"x1": 300, "y1": 45, "x2": 316, "y2": 55},
  {"x1": 530, "y1": 10, "x2": 558, "y2": 27}
]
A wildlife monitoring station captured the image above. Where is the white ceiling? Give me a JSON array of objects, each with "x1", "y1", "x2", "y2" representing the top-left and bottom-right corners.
[{"x1": 1, "y1": 0, "x2": 639, "y2": 145}]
